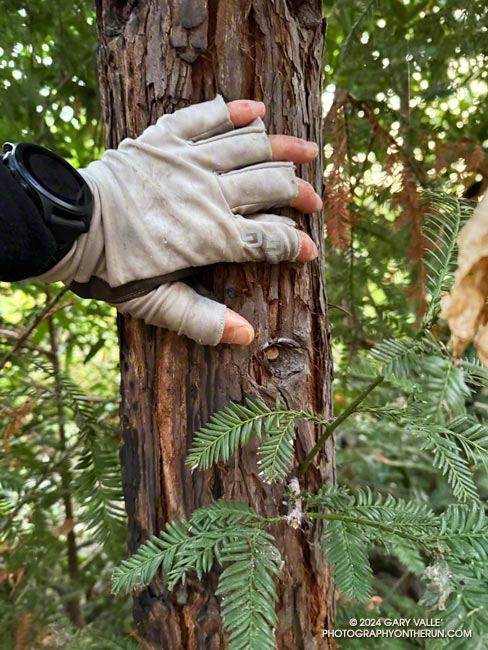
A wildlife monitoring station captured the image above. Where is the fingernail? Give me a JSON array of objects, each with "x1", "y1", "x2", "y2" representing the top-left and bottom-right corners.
[
  {"x1": 309, "y1": 240, "x2": 319, "y2": 259},
  {"x1": 297, "y1": 232, "x2": 319, "y2": 261},
  {"x1": 233, "y1": 325, "x2": 255, "y2": 345},
  {"x1": 305, "y1": 142, "x2": 319, "y2": 156},
  {"x1": 255, "y1": 101, "x2": 266, "y2": 116},
  {"x1": 222, "y1": 310, "x2": 255, "y2": 345}
]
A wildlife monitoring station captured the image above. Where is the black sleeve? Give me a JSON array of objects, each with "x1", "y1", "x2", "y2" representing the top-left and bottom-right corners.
[{"x1": 0, "y1": 164, "x2": 57, "y2": 281}]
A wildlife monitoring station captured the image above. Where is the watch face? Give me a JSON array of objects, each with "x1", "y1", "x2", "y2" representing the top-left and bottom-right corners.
[{"x1": 24, "y1": 150, "x2": 85, "y2": 205}]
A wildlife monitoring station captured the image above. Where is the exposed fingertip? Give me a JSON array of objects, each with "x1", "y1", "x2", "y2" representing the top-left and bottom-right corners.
[
  {"x1": 292, "y1": 179, "x2": 324, "y2": 213},
  {"x1": 305, "y1": 142, "x2": 319, "y2": 157},
  {"x1": 227, "y1": 100, "x2": 266, "y2": 127},
  {"x1": 221, "y1": 309, "x2": 255, "y2": 345},
  {"x1": 313, "y1": 194, "x2": 323, "y2": 211},
  {"x1": 255, "y1": 101, "x2": 266, "y2": 117},
  {"x1": 296, "y1": 232, "x2": 319, "y2": 262}
]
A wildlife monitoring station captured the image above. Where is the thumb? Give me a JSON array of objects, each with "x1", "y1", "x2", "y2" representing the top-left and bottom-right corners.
[
  {"x1": 221, "y1": 309, "x2": 255, "y2": 345},
  {"x1": 115, "y1": 281, "x2": 254, "y2": 346}
]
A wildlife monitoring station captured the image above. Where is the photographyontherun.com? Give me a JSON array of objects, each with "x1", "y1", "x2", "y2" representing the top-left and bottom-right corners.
[{"x1": 322, "y1": 618, "x2": 472, "y2": 639}]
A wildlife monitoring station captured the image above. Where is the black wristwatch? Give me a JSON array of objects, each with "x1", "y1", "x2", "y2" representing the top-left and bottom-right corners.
[{"x1": 1, "y1": 142, "x2": 94, "y2": 258}]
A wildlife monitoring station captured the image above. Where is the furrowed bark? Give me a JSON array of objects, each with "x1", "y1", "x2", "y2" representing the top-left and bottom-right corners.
[{"x1": 95, "y1": 1, "x2": 335, "y2": 647}]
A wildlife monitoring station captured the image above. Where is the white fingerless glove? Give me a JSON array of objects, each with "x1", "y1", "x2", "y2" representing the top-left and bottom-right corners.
[{"x1": 36, "y1": 95, "x2": 301, "y2": 345}]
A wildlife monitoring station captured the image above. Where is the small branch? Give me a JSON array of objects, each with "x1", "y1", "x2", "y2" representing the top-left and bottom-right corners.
[
  {"x1": 0, "y1": 327, "x2": 53, "y2": 358},
  {"x1": 298, "y1": 376, "x2": 384, "y2": 475},
  {"x1": 306, "y1": 511, "x2": 421, "y2": 543},
  {"x1": 327, "y1": 303, "x2": 353, "y2": 317},
  {"x1": 0, "y1": 286, "x2": 69, "y2": 372}
]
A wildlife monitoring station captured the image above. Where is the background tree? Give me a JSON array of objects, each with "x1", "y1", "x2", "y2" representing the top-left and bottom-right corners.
[
  {"x1": 0, "y1": 3, "x2": 133, "y2": 648},
  {"x1": 323, "y1": 2, "x2": 488, "y2": 646},
  {"x1": 94, "y1": 0, "x2": 334, "y2": 647}
]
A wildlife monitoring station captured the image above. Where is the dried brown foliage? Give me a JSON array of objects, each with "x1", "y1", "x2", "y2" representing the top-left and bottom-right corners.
[
  {"x1": 53, "y1": 518, "x2": 75, "y2": 537},
  {"x1": 324, "y1": 90, "x2": 353, "y2": 249},
  {"x1": 392, "y1": 167, "x2": 424, "y2": 255},
  {"x1": 442, "y1": 193, "x2": 488, "y2": 365},
  {"x1": 435, "y1": 138, "x2": 486, "y2": 175},
  {"x1": 15, "y1": 614, "x2": 33, "y2": 650},
  {"x1": 390, "y1": 165, "x2": 427, "y2": 319},
  {"x1": 325, "y1": 91, "x2": 426, "y2": 258},
  {"x1": 0, "y1": 399, "x2": 38, "y2": 451},
  {"x1": 323, "y1": 89, "x2": 430, "y2": 320}
]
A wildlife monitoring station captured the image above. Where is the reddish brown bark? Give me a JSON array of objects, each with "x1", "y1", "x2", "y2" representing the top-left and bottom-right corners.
[{"x1": 95, "y1": 1, "x2": 335, "y2": 647}]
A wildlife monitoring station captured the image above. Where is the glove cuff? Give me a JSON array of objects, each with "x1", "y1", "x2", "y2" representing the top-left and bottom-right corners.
[{"x1": 34, "y1": 171, "x2": 104, "y2": 285}]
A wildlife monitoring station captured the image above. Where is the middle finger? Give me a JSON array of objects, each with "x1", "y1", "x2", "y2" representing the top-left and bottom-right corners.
[
  {"x1": 218, "y1": 163, "x2": 323, "y2": 215},
  {"x1": 269, "y1": 134, "x2": 319, "y2": 164}
]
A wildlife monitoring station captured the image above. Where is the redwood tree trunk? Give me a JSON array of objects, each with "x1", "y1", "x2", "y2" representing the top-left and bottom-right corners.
[{"x1": 95, "y1": 1, "x2": 334, "y2": 648}]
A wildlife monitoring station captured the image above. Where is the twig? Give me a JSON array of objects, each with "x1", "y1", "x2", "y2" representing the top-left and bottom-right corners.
[
  {"x1": 0, "y1": 327, "x2": 53, "y2": 358},
  {"x1": 0, "y1": 286, "x2": 69, "y2": 372},
  {"x1": 306, "y1": 511, "x2": 419, "y2": 543},
  {"x1": 298, "y1": 376, "x2": 384, "y2": 475}
]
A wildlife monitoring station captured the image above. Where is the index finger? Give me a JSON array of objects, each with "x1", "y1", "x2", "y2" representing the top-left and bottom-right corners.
[{"x1": 226, "y1": 100, "x2": 266, "y2": 127}]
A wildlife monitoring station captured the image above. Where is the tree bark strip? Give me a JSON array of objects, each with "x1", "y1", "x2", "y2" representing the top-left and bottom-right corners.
[{"x1": 95, "y1": 1, "x2": 335, "y2": 647}]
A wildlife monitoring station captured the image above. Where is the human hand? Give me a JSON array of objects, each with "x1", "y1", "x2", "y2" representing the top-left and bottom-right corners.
[
  {"x1": 212, "y1": 99, "x2": 321, "y2": 344},
  {"x1": 36, "y1": 96, "x2": 322, "y2": 346}
]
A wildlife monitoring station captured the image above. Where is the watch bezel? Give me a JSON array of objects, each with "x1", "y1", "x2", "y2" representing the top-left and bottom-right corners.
[
  {"x1": 2, "y1": 142, "x2": 93, "y2": 219},
  {"x1": 1, "y1": 141, "x2": 93, "y2": 253}
]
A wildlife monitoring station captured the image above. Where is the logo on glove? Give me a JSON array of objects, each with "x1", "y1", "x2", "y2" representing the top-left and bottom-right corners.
[{"x1": 241, "y1": 228, "x2": 284, "y2": 258}]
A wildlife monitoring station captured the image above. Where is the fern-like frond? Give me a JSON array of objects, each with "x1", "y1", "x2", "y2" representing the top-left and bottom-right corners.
[
  {"x1": 437, "y1": 562, "x2": 488, "y2": 636},
  {"x1": 460, "y1": 357, "x2": 488, "y2": 387},
  {"x1": 444, "y1": 417, "x2": 488, "y2": 469},
  {"x1": 440, "y1": 503, "x2": 488, "y2": 561},
  {"x1": 258, "y1": 418, "x2": 296, "y2": 483},
  {"x1": 168, "y1": 502, "x2": 268, "y2": 589},
  {"x1": 384, "y1": 535, "x2": 426, "y2": 575},
  {"x1": 310, "y1": 487, "x2": 441, "y2": 601},
  {"x1": 307, "y1": 486, "x2": 438, "y2": 539},
  {"x1": 351, "y1": 488, "x2": 438, "y2": 537},
  {"x1": 58, "y1": 374, "x2": 126, "y2": 550},
  {"x1": 112, "y1": 500, "x2": 280, "y2": 650},
  {"x1": 421, "y1": 192, "x2": 472, "y2": 328},
  {"x1": 186, "y1": 399, "x2": 276, "y2": 471},
  {"x1": 322, "y1": 519, "x2": 373, "y2": 602},
  {"x1": 412, "y1": 423, "x2": 479, "y2": 502},
  {"x1": 422, "y1": 506, "x2": 488, "y2": 635},
  {"x1": 111, "y1": 520, "x2": 190, "y2": 594},
  {"x1": 304, "y1": 484, "x2": 353, "y2": 511},
  {"x1": 216, "y1": 530, "x2": 281, "y2": 650},
  {"x1": 112, "y1": 501, "x2": 270, "y2": 595},
  {"x1": 74, "y1": 446, "x2": 127, "y2": 553},
  {"x1": 189, "y1": 500, "x2": 266, "y2": 529},
  {"x1": 417, "y1": 356, "x2": 470, "y2": 422},
  {"x1": 369, "y1": 337, "x2": 430, "y2": 379}
]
